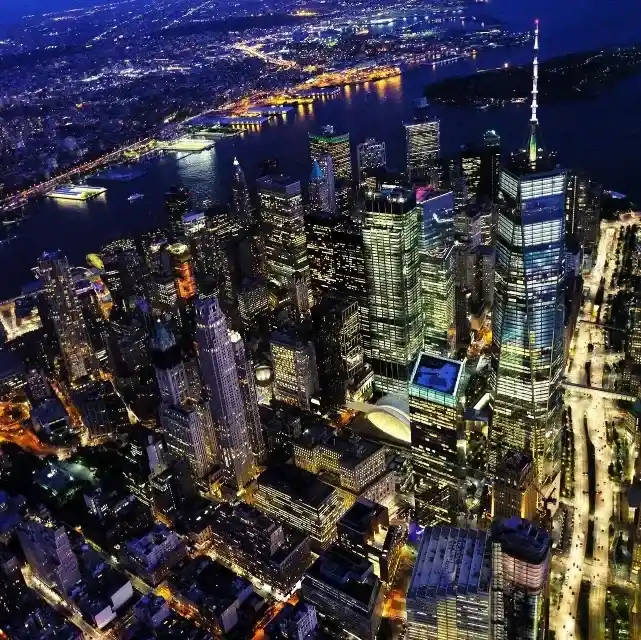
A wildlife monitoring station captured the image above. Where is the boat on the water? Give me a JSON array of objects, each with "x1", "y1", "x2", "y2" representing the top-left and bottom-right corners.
[{"x1": 128, "y1": 193, "x2": 144, "y2": 202}]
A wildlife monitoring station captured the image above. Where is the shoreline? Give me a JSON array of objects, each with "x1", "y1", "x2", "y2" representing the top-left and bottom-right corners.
[{"x1": 425, "y1": 45, "x2": 641, "y2": 108}]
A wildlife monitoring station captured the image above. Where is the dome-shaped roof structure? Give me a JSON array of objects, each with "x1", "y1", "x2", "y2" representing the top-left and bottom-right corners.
[
  {"x1": 365, "y1": 395, "x2": 411, "y2": 445},
  {"x1": 255, "y1": 364, "x2": 273, "y2": 387}
]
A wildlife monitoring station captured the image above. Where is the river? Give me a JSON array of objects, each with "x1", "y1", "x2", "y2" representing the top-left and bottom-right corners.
[{"x1": 3, "y1": 0, "x2": 641, "y2": 299}]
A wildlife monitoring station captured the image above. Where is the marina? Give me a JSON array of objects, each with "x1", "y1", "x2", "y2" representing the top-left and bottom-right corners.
[{"x1": 188, "y1": 114, "x2": 269, "y2": 128}]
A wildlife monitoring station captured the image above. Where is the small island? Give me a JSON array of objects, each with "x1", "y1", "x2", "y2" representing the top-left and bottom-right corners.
[{"x1": 425, "y1": 46, "x2": 641, "y2": 108}]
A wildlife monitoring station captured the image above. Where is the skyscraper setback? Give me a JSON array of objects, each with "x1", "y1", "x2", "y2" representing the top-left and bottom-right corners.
[
  {"x1": 38, "y1": 250, "x2": 96, "y2": 382},
  {"x1": 195, "y1": 297, "x2": 255, "y2": 489}
]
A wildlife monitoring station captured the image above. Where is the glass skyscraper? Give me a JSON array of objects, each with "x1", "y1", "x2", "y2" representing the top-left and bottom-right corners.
[
  {"x1": 420, "y1": 191, "x2": 455, "y2": 354},
  {"x1": 38, "y1": 250, "x2": 96, "y2": 382},
  {"x1": 363, "y1": 185, "x2": 422, "y2": 396},
  {"x1": 489, "y1": 159, "x2": 566, "y2": 487},
  {"x1": 404, "y1": 119, "x2": 440, "y2": 181},
  {"x1": 257, "y1": 174, "x2": 311, "y2": 312},
  {"x1": 309, "y1": 125, "x2": 352, "y2": 183}
]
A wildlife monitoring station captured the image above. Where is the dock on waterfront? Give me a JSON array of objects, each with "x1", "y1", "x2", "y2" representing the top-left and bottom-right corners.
[
  {"x1": 157, "y1": 137, "x2": 217, "y2": 152},
  {"x1": 46, "y1": 184, "x2": 107, "y2": 201}
]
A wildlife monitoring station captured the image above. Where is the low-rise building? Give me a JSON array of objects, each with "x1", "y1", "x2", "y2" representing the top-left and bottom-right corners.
[
  {"x1": 254, "y1": 465, "x2": 343, "y2": 551},
  {"x1": 301, "y1": 545, "x2": 383, "y2": 640},
  {"x1": 293, "y1": 425, "x2": 394, "y2": 508},
  {"x1": 123, "y1": 524, "x2": 187, "y2": 585},
  {"x1": 68, "y1": 563, "x2": 134, "y2": 630},
  {"x1": 169, "y1": 556, "x2": 253, "y2": 634},
  {"x1": 266, "y1": 601, "x2": 318, "y2": 640},
  {"x1": 208, "y1": 502, "x2": 311, "y2": 596},
  {"x1": 337, "y1": 498, "x2": 406, "y2": 585}
]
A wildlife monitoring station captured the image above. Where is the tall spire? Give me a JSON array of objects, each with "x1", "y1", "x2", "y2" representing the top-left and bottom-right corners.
[{"x1": 528, "y1": 19, "x2": 540, "y2": 167}]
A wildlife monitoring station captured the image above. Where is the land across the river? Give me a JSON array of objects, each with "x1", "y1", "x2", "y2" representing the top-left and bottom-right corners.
[{"x1": 425, "y1": 45, "x2": 641, "y2": 108}]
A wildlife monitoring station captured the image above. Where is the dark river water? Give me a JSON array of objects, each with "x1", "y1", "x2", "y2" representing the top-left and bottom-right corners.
[{"x1": 3, "y1": 0, "x2": 641, "y2": 299}]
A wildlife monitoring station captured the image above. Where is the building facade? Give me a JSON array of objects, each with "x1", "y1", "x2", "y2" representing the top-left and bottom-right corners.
[
  {"x1": 420, "y1": 191, "x2": 455, "y2": 353},
  {"x1": 490, "y1": 517, "x2": 551, "y2": 640},
  {"x1": 357, "y1": 138, "x2": 387, "y2": 181},
  {"x1": 195, "y1": 297, "x2": 255, "y2": 489},
  {"x1": 409, "y1": 353, "x2": 467, "y2": 526},
  {"x1": 270, "y1": 330, "x2": 319, "y2": 412},
  {"x1": 363, "y1": 185, "x2": 422, "y2": 395},
  {"x1": 258, "y1": 175, "x2": 311, "y2": 312},
  {"x1": 404, "y1": 120, "x2": 440, "y2": 181},
  {"x1": 406, "y1": 526, "x2": 491, "y2": 640},
  {"x1": 490, "y1": 161, "x2": 566, "y2": 488},
  {"x1": 309, "y1": 126, "x2": 352, "y2": 183},
  {"x1": 38, "y1": 250, "x2": 96, "y2": 382}
]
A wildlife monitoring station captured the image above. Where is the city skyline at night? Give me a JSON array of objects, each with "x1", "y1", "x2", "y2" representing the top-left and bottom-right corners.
[{"x1": 0, "y1": 2, "x2": 639, "y2": 639}]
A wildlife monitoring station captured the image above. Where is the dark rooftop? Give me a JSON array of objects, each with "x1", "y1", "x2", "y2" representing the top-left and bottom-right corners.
[
  {"x1": 339, "y1": 499, "x2": 388, "y2": 536},
  {"x1": 258, "y1": 465, "x2": 336, "y2": 509},
  {"x1": 491, "y1": 516, "x2": 551, "y2": 566},
  {"x1": 305, "y1": 545, "x2": 378, "y2": 607}
]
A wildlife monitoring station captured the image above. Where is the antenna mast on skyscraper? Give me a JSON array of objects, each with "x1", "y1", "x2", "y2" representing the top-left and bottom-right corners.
[{"x1": 528, "y1": 20, "x2": 540, "y2": 167}]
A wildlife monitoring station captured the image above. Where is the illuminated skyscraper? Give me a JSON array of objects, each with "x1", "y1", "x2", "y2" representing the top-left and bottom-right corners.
[
  {"x1": 489, "y1": 20, "x2": 566, "y2": 488},
  {"x1": 407, "y1": 526, "x2": 491, "y2": 640},
  {"x1": 195, "y1": 297, "x2": 255, "y2": 489},
  {"x1": 333, "y1": 217, "x2": 369, "y2": 353},
  {"x1": 309, "y1": 161, "x2": 328, "y2": 214},
  {"x1": 306, "y1": 211, "x2": 338, "y2": 303},
  {"x1": 159, "y1": 401, "x2": 217, "y2": 480},
  {"x1": 404, "y1": 119, "x2": 440, "y2": 181},
  {"x1": 38, "y1": 250, "x2": 96, "y2": 382},
  {"x1": 166, "y1": 243, "x2": 197, "y2": 301},
  {"x1": 407, "y1": 518, "x2": 550, "y2": 640},
  {"x1": 258, "y1": 175, "x2": 311, "y2": 312},
  {"x1": 311, "y1": 297, "x2": 370, "y2": 409},
  {"x1": 356, "y1": 138, "x2": 387, "y2": 182},
  {"x1": 363, "y1": 185, "x2": 422, "y2": 395},
  {"x1": 420, "y1": 191, "x2": 455, "y2": 353},
  {"x1": 482, "y1": 130, "x2": 502, "y2": 202},
  {"x1": 309, "y1": 157, "x2": 335, "y2": 214},
  {"x1": 409, "y1": 352, "x2": 467, "y2": 525},
  {"x1": 230, "y1": 330, "x2": 266, "y2": 464},
  {"x1": 565, "y1": 170, "x2": 602, "y2": 265},
  {"x1": 151, "y1": 320, "x2": 191, "y2": 406},
  {"x1": 309, "y1": 125, "x2": 352, "y2": 183},
  {"x1": 231, "y1": 157, "x2": 253, "y2": 230},
  {"x1": 165, "y1": 186, "x2": 192, "y2": 241},
  {"x1": 270, "y1": 330, "x2": 319, "y2": 412},
  {"x1": 490, "y1": 517, "x2": 551, "y2": 640}
]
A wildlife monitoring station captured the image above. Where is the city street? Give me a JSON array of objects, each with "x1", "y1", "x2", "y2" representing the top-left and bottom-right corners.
[{"x1": 553, "y1": 220, "x2": 628, "y2": 639}]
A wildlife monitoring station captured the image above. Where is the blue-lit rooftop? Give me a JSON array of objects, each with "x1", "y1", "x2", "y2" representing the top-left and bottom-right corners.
[{"x1": 410, "y1": 353, "x2": 463, "y2": 398}]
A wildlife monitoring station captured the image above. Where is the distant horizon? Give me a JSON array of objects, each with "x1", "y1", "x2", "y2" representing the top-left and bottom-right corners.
[{"x1": 0, "y1": 0, "x2": 129, "y2": 25}]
